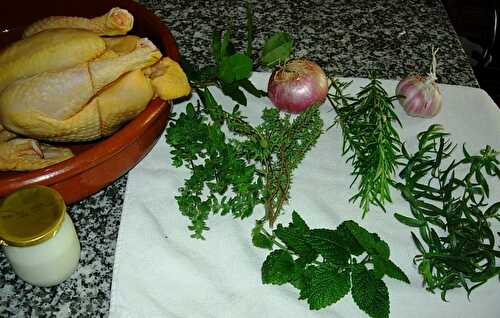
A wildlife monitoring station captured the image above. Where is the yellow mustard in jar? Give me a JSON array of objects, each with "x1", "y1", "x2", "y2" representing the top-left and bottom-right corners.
[{"x1": 0, "y1": 185, "x2": 80, "y2": 287}]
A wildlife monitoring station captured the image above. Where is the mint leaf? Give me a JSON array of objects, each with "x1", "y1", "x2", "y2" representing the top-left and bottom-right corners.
[
  {"x1": 262, "y1": 249, "x2": 295, "y2": 285},
  {"x1": 251, "y1": 221, "x2": 273, "y2": 250},
  {"x1": 335, "y1": 222, "x2": 365, "y2": 256},
  {"x1": 372, "y1": 233, "x2": 390, "y2": 259},
  {"x1": 300, "y1": 264, "x2": 351, "y2": 310},
  {"x1": 305, "y1": 229, "x2": 350, "y2": 264},
  {"x1": 290, "y1": 211, "x2": 309, "y2": 232},
  {"x1": 220, "y1": 81, "x2": 247, "y2": 105},
  {"x1": 345, "y1": 221, "x2": 390, "y2": 259},
  {"x1": 212, "y1": 31, "x2": 222, "y2": 64},
  {"x1": 351, "y1": 265, "x2": 390, "y2": 318},
  {"x1": 218, "y1": 53, "x2": 253, "y2": 83},
  {"x1": 274, "y1": 212, "x2": 318, "y2": 262},
  {"x1": 372, "y1": 255, "x2": 410, "y2": 284},
  {"x1": 261, "y1": 32, "x2": 293, "y2": 67},
  {"x1": 238, "y1": 78, "x2": 267, "y2": 98}
]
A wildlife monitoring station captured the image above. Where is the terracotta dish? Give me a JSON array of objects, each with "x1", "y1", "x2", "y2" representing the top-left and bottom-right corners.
[{"x1": 0, "y1": 0, "x2": 180, "y2": 203}]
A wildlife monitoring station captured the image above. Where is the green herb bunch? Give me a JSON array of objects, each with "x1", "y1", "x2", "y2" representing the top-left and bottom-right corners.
[
  {"x1": 395, "y1": 124, "x2": 500, "y2": 300},
  {"x1": 181, "y1": 3, "x2": 293, "y2": 106},
  {"x1": 166, "y1": 88, "x2": 323, "y2": 238},
  {"x1": 255, "y1": 211, "x2": 409, "y2": 318},
  {"x1": 328, "y1": 76, "x2": 403, "y2": 217},
  {"x1": 166, "y1": 6, "x2": 409, "y2": 315}
]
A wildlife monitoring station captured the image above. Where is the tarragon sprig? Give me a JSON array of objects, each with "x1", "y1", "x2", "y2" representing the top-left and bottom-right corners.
[
  {"x1": 328, "y1": 76, "x2": 402, "y2": 217},
  {"x1": 395, "y1": 124, "x2": 500, "y2": 300}
]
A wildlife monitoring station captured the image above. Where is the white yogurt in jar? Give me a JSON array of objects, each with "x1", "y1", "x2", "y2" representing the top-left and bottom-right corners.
[
  {"x1": 3, "y1": 212, "x2": 80, "y2": 287},
  {"x1": 0, "y1": 186, "x2": 81, "y2": 287}
]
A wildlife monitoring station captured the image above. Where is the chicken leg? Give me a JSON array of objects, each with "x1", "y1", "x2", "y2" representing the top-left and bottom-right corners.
[{"x1": 23, "y1": 7, "x2": 134, "y2": 38}]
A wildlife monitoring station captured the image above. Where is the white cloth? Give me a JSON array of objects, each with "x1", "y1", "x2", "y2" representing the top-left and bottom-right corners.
[{"x1": 109, "y1": 73, "x2": 500, "y2": 318}]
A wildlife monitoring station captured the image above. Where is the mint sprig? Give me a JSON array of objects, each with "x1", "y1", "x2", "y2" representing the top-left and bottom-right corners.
[
  {"x1": 256, "y1": 211, "x2": 410, "y2": 318},
  {"x1": 181, "y1": 4, "x2": 292, "y2": 105}
]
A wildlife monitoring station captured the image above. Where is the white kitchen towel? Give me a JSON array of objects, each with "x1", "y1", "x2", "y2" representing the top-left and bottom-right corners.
[{"x1": 109, "y1": 73, "x2": 500, "y2": 318}]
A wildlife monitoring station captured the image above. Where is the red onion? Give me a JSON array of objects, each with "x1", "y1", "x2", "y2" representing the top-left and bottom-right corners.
[
  {"x1": 267, "y1": 59, "x2": 328, "y2": 113},
  {"x1": 396, "y1": 49, "x2": 442, "y2": 118}
]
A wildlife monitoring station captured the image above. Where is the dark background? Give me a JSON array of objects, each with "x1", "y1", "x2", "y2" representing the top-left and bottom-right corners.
[{"x1": 442, "y1": 0, "x2": 500, "y2": 105}]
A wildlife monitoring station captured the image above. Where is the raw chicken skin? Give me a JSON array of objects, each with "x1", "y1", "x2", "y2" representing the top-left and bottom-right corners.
[
  {"x1": 0, "y1": 29, "x2": 106, "y2": 92},
  {"x1": 0, "y1": 38, "x2": 161, "y2": 133},
  {"x1": 103, "y1": 35, "x2": 141, "y2": 55},
  {"x1": 1, "y1": 70, "x2": 154, "y2": 142},
  {"x1": 0, "y1": 138, "x2": 73, "y2": 171}
]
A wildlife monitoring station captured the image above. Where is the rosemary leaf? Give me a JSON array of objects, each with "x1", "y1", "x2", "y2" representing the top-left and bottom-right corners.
[{"x1": 328, "y1": 76, "x2": 402, "y2": 217}]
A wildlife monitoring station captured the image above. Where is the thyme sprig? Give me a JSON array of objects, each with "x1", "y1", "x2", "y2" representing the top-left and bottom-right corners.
[
  {"x1": 395, "y1": 124, "x2": 500, "y2": 300},
  {"x1": 166, "y1": 88, "x2": 323, "y2": 238},
  {"x1": 328, "y1": 76, "x2": 402, "y2": 217}
]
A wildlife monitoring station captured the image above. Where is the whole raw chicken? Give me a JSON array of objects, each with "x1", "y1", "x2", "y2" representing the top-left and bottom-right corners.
[{"x1": 0, "y1": 8, "x2": 191, "y2": 171}]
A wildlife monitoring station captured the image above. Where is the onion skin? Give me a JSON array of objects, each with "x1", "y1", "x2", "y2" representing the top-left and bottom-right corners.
[
  {"x1": 267, "y1": 59, "x2": 328, "y2": 113},
  {"x1": 396, "y1": 75, "x2": 442, "y2": 118}
]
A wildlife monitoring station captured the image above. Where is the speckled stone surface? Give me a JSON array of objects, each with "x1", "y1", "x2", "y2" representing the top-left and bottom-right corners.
[{"x1": 0, "y1": 0, "x2": 477, "y2": 317}]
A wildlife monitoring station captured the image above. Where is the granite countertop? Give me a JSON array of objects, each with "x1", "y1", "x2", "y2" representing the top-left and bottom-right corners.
[{"x1": 0, "y1": 0, "x2": 477, "y2": 316}]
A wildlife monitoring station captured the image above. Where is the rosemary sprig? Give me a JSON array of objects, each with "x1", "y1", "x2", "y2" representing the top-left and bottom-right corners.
[
  {"x1": 395, "y1": 124, "x2": 500, "y2": 300},
  {"x1": 328, "y1": 76, "x2": 402, "y2": 217}
]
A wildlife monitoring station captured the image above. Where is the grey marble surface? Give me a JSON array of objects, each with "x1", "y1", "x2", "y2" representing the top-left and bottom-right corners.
[{"x1": 0, "y1": 0, "x2": 477, "y2": 317}]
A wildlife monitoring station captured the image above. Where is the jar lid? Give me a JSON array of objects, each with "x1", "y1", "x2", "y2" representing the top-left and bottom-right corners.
[{"x1": 0, "y1": 186, "x2": 66, "y2": 247}]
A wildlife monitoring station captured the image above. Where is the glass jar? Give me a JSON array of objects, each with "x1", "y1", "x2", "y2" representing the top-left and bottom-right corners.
[{"x1": 0, "y1": 186, "x2": 80, "y2": 287}]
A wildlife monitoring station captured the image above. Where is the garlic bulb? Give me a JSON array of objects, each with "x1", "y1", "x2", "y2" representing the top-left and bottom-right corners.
[{"x1": 396, "y1": 49, "x2": 442, "y2": 118}]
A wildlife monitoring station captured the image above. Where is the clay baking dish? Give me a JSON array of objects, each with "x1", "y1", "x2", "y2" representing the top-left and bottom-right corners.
[{"x1": 0, "y1": 0, "x2": 180, "y2": 203}]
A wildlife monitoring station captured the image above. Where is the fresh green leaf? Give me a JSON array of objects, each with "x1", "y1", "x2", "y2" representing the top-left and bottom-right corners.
[
  {"x1": 261, "y1": 32, "x2": 293, "y2": 67},
  {"x1": 238, "y1": 78, "x2": 267, "y2": 98},
  {"x1": 300, "y1": 264, "x2": 351, "y2": 310},
  {"x1": 218, "y1": 53, "x2": 253, "y2": 83},
  {"x1": 212, "y1": 31, "x2": 222, "y2": 64},
  {"x1": 335, "y1": 222, "x2": 365, "y2": 256},
  {"x1": 372, "y1": 255, "x2": 410, "y2": 284},
  {"x1": 274, "y1": 213, "x2": 318, "y2": 263},
  {"x1": 305, "y1": 229, "x2": 350, "y2": 264},
  {"x1": 220, "y1": 81, "x2": 247, "y2": 105},
  {"x1": 221, "y1": 30, "x2": 231, "y2": 59},
  {"x1": 351, "y1": 265, "x2": 390, "y2": 318},
  {"x1": 345, "y1": 221, "x2": 390, "y2": 259},
  {"x1": 394, "y1": 213, "x2": 426, "y2": 227},
  {"x1": 262, "y1": 249, "x2": 296, "y2": 285},
  {"x1": 372, "y1": 233, "x2": 391, "y2": 260},
  {"x1": 485, "y1": 202, "x2": 500, "y2": 218},
  {"x1": 251, "y1": 221, "x2": 273, "y2": 250}
]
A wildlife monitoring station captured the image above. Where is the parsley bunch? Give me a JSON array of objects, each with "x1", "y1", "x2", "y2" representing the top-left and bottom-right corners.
[
  {"x1": 256, "y1": 212, "x2": 409, "y2": 318},
  {"x1": 328, "y1": 76, "x2": 402, "y2": 217},
  {"x1": 396, "y1": 124, "x2": 500, "y2": 300}
]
